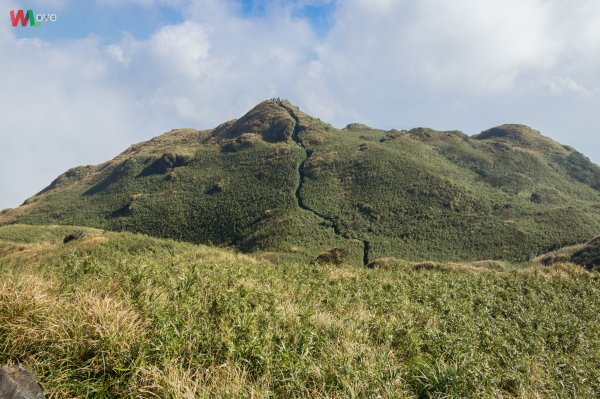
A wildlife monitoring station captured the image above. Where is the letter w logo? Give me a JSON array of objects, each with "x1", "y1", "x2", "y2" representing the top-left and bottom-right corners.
[{"x1": 10, "y1": 10, "x2": 41, "y2": 27}]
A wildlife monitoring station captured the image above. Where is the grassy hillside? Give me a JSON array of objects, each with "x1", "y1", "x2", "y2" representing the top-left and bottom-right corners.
[
  {"x1": 0, "y1": 224, "x2": 599, "y2": 398},
  {"x1": 3, "y1": 100, "x2": 600, "y2": 264},
  {"x1": 537, "y1": 235, "x2": 600, "y2": 271}
]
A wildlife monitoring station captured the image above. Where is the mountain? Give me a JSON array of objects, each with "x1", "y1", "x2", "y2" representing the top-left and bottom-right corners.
[{"x1": 3, "y1": 99, "x2": 600, "y2": 264}]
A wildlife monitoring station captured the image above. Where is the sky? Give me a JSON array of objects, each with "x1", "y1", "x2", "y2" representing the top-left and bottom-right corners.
[{"x1": 1, "y1": 0, "x2": 600, "y2": 209}]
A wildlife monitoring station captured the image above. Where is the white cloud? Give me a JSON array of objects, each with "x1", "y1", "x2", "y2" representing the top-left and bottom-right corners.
[
  {"x1": 301, "y1": 0, "x2": 600, "y2": 138},
  {"x1": 1, "y1": 0, "x2": 600, "y2": 209},
  {"x1": 150, "y1": 21, "x2": 210, "y2": 79},
  {"x1": 102, "y1": 0, "x2": 318, "y2": 126},
  {"x1": 549, "y1": 77, "x2": 590, "y2": 95},
  {"x1": 321, "y1": 0, "x2": 562, "y2": 93},
  {"x1": 0, "y1": 36, "x2": 171, "y2": 208}
]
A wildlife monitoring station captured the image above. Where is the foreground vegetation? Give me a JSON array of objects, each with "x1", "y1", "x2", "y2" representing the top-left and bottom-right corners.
[{"x1": 1, "y1": 225, "x2": 599, "y2": 398}]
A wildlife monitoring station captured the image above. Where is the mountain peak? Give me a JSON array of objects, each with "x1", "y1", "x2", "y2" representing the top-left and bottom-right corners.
[
  {"x1": 212, "y1": 99, "x2": 297, "y2": 142},
  {"x1": 473, "y1": 124, "x2": 565, "y2": 152},
  {"x1": 475, "y1": 124, "x2": 539, "y2": 140}
]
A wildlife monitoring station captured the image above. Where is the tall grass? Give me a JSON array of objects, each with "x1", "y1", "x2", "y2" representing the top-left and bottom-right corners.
[{"x1": 1, "y1": 225, "x2": 599, "y2": 398}]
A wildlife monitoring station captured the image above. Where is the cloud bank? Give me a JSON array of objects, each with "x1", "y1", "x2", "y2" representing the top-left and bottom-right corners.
[{"x1": 1, "y1": 0, "x2": 600, "y2": 208}]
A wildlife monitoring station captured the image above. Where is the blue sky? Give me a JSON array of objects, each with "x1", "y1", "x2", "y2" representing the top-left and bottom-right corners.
[
  {"x1": 2, "y1": 0, "x2": 600, "y2": 209},
  {"x1": 13, "y1": 0, "x2": 335, "y2": 41},
  {"x1": 12, "y1": 2, "x2": 180, "y2": 40}
]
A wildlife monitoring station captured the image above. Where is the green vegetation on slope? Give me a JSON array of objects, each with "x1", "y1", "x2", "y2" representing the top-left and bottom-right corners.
[
  {"x1": 3, "y1": 100, "x2": 600, "y2": 264},
  {"x1": 0, "y1": 225, "x2": 599, "y2": 398},
  {"x1": 538, "y1": 235, "x2": 600, "y2": 271}
]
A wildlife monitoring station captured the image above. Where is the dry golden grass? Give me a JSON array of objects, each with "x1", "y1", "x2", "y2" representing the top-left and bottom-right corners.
[
  {"x1": 522, "y1": 262, "x2": 597, "y2": 278},
  {"x1": 368, "y1": 258, "x2": 507, "y2": 272},
  {"x1": 134, "y1": 362, "x2": 273, "y2": 399},
  {"x1": 73, "y1": 292, "x2": 147, "y2": 366},
  {"x1": 0, "y1": 272, "x2": 147, "y2": 394},
  {"x1": 79, "y1": 236, "x2": 108, "y2": 246},
  {"x1": 0, "y1": 242, "x2": 57, "y2": 261},
  {"x1": 409, "y1": 260, "x2": 505, "y2": 273},
  {"x1": 366, "y1": 257, "x2": 402, "y2": 268},
  {"x1": 0, "y1": 201, "x2": 35, "y2": 224},
  {"x1": 327, "y1": 268, "x2": 359, "y2": 282}
]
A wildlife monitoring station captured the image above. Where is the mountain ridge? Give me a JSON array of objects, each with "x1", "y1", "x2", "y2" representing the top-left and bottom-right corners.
[{"x1": 3, "y1": 99, "x2": 600, "y2": 264}]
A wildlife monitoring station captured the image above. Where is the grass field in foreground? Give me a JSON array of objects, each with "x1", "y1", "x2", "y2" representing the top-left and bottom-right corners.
[{"x1": 0, "y1": 224, "x2": 599, "y2": 398}]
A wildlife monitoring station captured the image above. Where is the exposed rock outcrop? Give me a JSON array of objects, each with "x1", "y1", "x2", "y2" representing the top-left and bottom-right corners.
[
  {"x1": 0, "y1": 365, "x2": 45, "y2": 399},
  {"x1": 63, "y1": 231, "x2": 86, "y2": 244}
]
